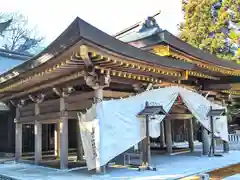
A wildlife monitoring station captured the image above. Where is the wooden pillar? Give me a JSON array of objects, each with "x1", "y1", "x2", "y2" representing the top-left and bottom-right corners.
[
  {"x1": 94, "y1": 88, "x2": 103, "y2": 103},
  {"x1": 146, "y1": 116, "x2": 151, "y2": 165},
  {"x1": 28, "y1": 94, "x2": 44, "y2": 163},
  {"x1": 142, "y1": 129, "x2": 151, "y2": 165},
  {"x1": 60, "y1": 117, "x2": 68, "y2": 169},
  {"x1": 60, "y1": 97, "x2": 68, "y2": 169},
  {"x1": 223, "y1": 141, "x2": 229, "y2": 153},
  {"x1": 202, "y1": 126, "x2": 210, "y2": 155},
  {"x1": 54, "y1": 122, "x2": 60, "y2": 157},
  {"x1": 141, "y1": 102, "x2": 151, "y2": 166},
  {"x1": 165, "y1": 119, "x2": 172, "y2": 154},
  {"x1": 84, "y1": 72, "x2": 111, "y2": 173},
  {"x1": 7, "y1": 103, "x2": 14, "y2": 152},
  {"x1": 76, "y1": 119, "x2": 83, "y2": 161},
  {"x1": 15, "y1": 106, "x2": 22, "y2": 161},
  {"x1": 94, "y1": 87, "x2": 104, "y2": 173},
  {"x1": 159, "y1": 121, "x2": 165, "y2": 148},
  {"x1": 184, "y1": 120, "x2": 187, "y2": 141},
  {"x1": 222, "y1": 100, "x2": 229, "y2": 153},
  {"x1": 34, "y1": 121, "x2": 42, "y2": 164},
  {"x1": 188, "y1": 118, "x2": 194, "y2": 152},
  {"x1": 34, "y1": 103, "x2": 42, "y2": 164},
  {"x1": 15, "y1": 123, "x2": 22, "y2": 161},
  {"x1": 172, "y1": 120, "x2": 175, "y2": 142},
  {"x1": 45, "y1": 124, "x2": 49, "y2": 151}
]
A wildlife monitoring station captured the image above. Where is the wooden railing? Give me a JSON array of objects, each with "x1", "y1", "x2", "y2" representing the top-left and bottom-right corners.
[{"x1": 228, "y1": 134, "x2": 240, "y2": 144}]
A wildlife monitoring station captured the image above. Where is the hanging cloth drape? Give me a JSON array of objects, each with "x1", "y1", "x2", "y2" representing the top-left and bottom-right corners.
[
  {"x1": 78, "y1": 86, "x2": 229, "y2": 170},
  {"x1": 179, "y1": 87, "x2": 228, "y2": 141}
]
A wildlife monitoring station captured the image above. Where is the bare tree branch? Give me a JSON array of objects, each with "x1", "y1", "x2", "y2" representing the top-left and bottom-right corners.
[{"x1": 0, "y1": 12, "x2": 44, "y2": 53}]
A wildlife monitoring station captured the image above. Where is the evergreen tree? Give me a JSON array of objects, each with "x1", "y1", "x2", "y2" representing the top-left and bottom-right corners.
[{"x1": 180, "y1": 0, "x2": 240, "y2": 61}]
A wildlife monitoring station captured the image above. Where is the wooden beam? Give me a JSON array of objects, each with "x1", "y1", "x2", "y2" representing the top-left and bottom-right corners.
[
  {"x1": 169, "y1": 114, "x2": 193, "y2": 120},
  {"x1": 66, "y1": 99, "x2": 93, "y2": 111},
  {"x1": 20, "y1": 103, "x2": 34, "y2": 111},
  {"x1": 0, "y1": 40, "x2": 84, "y2": 91},
  {"x1": 65, "y1": 91, "x2": 95, "y2": 104},
  {"x1": 201, "y1": 91, "x2": 218, "y2": 96},
  {"x1": 67, "y1": 111, "x2": 78, "y2": 119},
  {"x1": 103, "y1": 90, "x2": 133, "y2": 98},
  {"x1": 202, "y1": 84, "x2": 231, "y2": 91},
  {"x1": 37, "y1": 112, "x2": 62, "y2": 122},
  {"x1": 18, "y1": 115, "x2": 36, "y2": 124},
  {"x1": 157, "y1": 82, "x2": 198, "y2": 92},
  {"x1": 2, "y1": 71, "x2": 84, "y2": 101},
  {"x1": 110, "y1": 76, "x2": 144, "y2": 85},
  {"x1": 170, "y1": 106, "x2": 187, "y2": 114},
  {"x1": 78, "y1": 45, "x2": 93, "y2": 67},
  {"x1": 230, "y1": 84, "x2": 240, "y2": 90},
  {"x1": 87, "y1": 43, "x2": 184, "y2": 72},
  {"x1": 40, "y1": 99, "x2": 60, "y2": 107},
  {"x1": 18, "y1": 112, "x2": 63, "y2": 124},
  {"x1": 20, "y1": 109, "x2": 35, "y2": 117}
]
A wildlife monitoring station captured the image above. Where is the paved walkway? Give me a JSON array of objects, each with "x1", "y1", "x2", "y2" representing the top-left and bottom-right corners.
[{"x1": 0, "y1": 150, "x2": 239, "y2": 180}]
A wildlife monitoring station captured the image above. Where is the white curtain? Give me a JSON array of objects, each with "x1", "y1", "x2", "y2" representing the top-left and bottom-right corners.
[
  {"x1": 96, "y1": 87, "x2": 179, "y2": 167},
  {"x1": 77, "y1": 105, "x2": 100, "y2": 170},
  {"x1": 179, "y1": 88, "x2": 212, "y2": 131},
  {"x1": 212, "y1": 105, "x2": 228, "y2": 142},
  {"x1": 79, "y1": 86, "x2": 229, "y2": 170},
  {"x1": 179, "y1": 87, "x2": 228, "y2": 141}
]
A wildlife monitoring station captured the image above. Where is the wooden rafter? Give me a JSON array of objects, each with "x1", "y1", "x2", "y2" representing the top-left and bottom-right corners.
[
  {"x1": 0, "y1": 44, "x2": 190, "y2": 95},
  {"x1": 152, "y1": 45, "x2": 240, "y2": 76}
]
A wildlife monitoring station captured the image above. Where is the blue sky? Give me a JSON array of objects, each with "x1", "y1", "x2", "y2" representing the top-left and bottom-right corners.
[{"x1": 0, "y1": 0, "x2": 183, "y2": 44}]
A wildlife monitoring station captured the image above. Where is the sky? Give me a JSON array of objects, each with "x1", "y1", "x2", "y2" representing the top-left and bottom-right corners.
[{"x1": 0, "y1": 0, "x2": 183, "y2": 44}]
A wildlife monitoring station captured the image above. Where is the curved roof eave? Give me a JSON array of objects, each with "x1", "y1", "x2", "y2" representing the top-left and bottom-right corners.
[
  {"x1": 115, "y1": 25, "x2": 240, "y2": 70},
  {"x1": 0, "y1": 17, "x2": 195, "y2": 86},
  {"x1": 0, "y1": 49, "x2": 32, "y2": 60},
  {"x1": 155, "y1": 30, "x2": 240, "y2": 70},
  {"x1": 0, "y1": 17, "x2": 82, "y2": 84}
]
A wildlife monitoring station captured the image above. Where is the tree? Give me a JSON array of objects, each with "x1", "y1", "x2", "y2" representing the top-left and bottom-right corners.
[
  {"x1": 0, "y1": 12, "x2": 44, "y2": 53},
  {"x1": 0, "y1": 19, "x2": 12, "y2": 35},
  {"x1": 179, "y1": 0, "x2": 240, "y2": 61}
]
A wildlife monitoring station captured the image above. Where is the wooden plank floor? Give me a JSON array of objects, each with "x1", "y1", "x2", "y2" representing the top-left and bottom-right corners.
[{"x1": 182, "y1": 163, "x2": 240, "y2": 180}]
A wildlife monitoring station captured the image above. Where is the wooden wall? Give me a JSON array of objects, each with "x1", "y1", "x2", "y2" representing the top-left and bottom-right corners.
[
  {"x1": 12, "y1": 90, "x2": 134, "y2": 154},
  {"x1": 20, "y1": 104, "x2": 34, "y2": 117},
  {"x1": 40, "y1": 99, "x2": 60, "y2": 114}
]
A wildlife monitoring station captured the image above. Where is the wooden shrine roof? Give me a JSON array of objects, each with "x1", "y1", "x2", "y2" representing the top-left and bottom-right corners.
[
  {"x1": 1, "y1": 16, "x2": 240, "y2": 100},
  {"x1": 121, "y1": 30, "x2": 240, "y2": 70},
  {"x1": 114, "y1": 16, "x2": 240, "y2": 73},
  {"x1": 152, "y1": 31, "x2": 240, "y2": 70},
  {"x1": 0, "y1": 17, "x2": 201, "y2": 101},
  {"x1": 0, "y1": 17, "x2": 195, "y2": 84}
]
